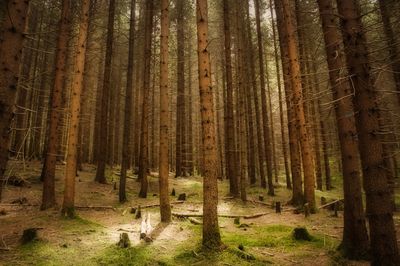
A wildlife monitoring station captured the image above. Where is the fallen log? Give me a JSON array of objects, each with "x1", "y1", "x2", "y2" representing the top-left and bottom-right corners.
[
  {"x1": 172, "y1": 211, "x2": 271, "y2": 219},
  {"x1": 140, "y1": 201, "x2": 185, "y2": 209}
]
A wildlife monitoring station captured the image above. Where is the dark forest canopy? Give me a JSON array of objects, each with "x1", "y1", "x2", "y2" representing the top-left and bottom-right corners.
[{"x1": 0, "y1": 0, "x2": 400, "y2": 265}]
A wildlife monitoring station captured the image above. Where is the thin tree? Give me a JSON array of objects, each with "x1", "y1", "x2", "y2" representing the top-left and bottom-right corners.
[
  {"x1": 0, "y1": 0, "x2": 30, "y2": 201},
  {"x1": 62, "y1": 0, "x2": 90, "y2": 217},
  {"x1": 279, "y1": 0, "x2": 315, "y2": 210},
  {"x1": 159, "y1": 0, "x2": 172, "y2": 223},
  {"x1": 196, "y1": 0, "x2": 222, "y2": 249},
  {"x1": 138, "y1": 0, "x2": 154, "y2": 198},
  {"x1": 336, "y1": 0, "x2": 399, "y2": 263},
  {"x1": 95, "y1": 0, "x2": 116, "y2": 184},
  {"x1": 120, "y1": 0, "x2": 136, "y2": 203},
  {"x1": 41, "y1": 0, "x2": 71, "y2": 210}
]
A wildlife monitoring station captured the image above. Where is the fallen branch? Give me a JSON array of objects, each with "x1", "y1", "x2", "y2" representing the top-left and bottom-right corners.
[
  {"x1": 75, "y1": 205, "x2": 116, "y2": 210},
  {"x1": 140, "y1": 201, "x2": 185, "y2": 209},
  {"x1": 318, "y1": 199, "x2": 343, "y2": 210}
]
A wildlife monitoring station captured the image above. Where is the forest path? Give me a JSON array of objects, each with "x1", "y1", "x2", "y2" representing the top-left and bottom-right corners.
[{"x1": 0, "y1": 160, "x2": 386, "y2": 265}]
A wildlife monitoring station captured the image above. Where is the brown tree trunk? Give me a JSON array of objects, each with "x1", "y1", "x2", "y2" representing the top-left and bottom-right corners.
[
  {"x1": 41, "y1": 0, "x2": 71, "y2": 210},
  {"x1": 175, "y1": 0, "x2": 185, "y2": 178},
  {"x1": 159, "y1": 0, "x2": 172, "y2": 223},
  {"x1": 196, "y1": 0, "x2": 222, "y2": 249},
  {"x1": 61, "y1": 0, "x2": 90, "y2": 217},
  {"x1": 274, "y1": 0, "x2": 303, "y2": 205},
  {"x1": 280, "y1": 0, "x2": 315, "y2": 211},
  {"x1": 336, "y1": 0, "x2": 399, "y2": 263},
  {"x1": 0, "y1": 0, "x2": 30, "y2": 201},
  {"x1": 223, "y1": 0, "x2": 239, "y2": 197},
  {"x1": 120, "y1": 0, "x2": 136, "y2": 203},
  {"x1": 269, "y1": 0, "x2": 291, "y2": 189},
  {"x1": 95, "y1": 0, "x2": 116, "y2": 184},
  {"x1": 138, "y1": 0, "x2": 154, "y2": 198}
]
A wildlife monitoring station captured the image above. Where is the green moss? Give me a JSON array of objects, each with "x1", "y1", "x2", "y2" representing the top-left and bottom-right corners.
[
  {"x1": 93, "y1": 245, "x2": 154, "y2": 266},
  {"x1": 60, "y1": 215, "x2": 104, "y2": 233}
]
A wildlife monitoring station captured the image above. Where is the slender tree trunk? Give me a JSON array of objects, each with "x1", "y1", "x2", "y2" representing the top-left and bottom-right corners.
[
  {"x1": 95, "y1": 0, "x2": 116, "y2": 184},
  {"x1": 61, "y1": 0, "x2": 90, "y2": 217},
  {"x1": 0, "y1": 0, "x2": 30, "y2": 201},
  {"x1": 280, "y1": 0, "x2": 315, "y2": 211},
  {"x1": 120, "y1": 0, "x2": 136, "y2": 203},
  {"x1": 196, "y1": 0, "x2": 222, "y2": 249},
  {"x1": 336, "y1": 0, "x2": 399, "y2": 263},
  {"x1": 223, "y1": 0, "x2": 239, "y2": 197},
  {"x1": 159, "y1": 0, "x2": 172, "y2": 223},
  {"x1": 138, "y1": 0, "x2": 154, "y2": 198},
  {"x1": 41, "y1": 0, "x2": 71, "y2": 210},
  {"x1": 269, "y1": 0, "x2": 291, "y2": 189}
]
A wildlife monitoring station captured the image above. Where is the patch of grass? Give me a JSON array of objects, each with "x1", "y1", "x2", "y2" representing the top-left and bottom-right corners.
[
  {"x1": 60, "y1": 215, "x2": 104, "y2": 233},
  {"x1": 93, "y1": 244, "x2": 154, "y2": 266}
]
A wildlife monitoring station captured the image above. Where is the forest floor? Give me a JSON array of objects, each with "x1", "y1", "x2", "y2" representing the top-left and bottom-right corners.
[{"x1": 0, "y1": 160, "x2": 399, "y2": 265}]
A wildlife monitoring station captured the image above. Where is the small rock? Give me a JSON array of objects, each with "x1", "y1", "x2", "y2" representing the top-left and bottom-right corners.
[{"x1": 61, "y1": 243, "x2": 69, "y2": 248}]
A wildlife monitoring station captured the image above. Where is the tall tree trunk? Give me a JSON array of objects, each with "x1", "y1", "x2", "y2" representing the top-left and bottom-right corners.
[
  {"x1": 41, "y1": 0, "x2": 71, "y2": 210},
  {"x1": 269, "y1": 0, "x2": 291, "y2": 189},
  {"x1": 0, "y1": 0, "x2": 30, "y2": 201},
  {"x1": 196, "y1": 0, "x2": 222, "y2": 249},
  {"x1": 274, "y1": 0, "x2": 303, "y2": 205},
  {"x1": 336, "y1": 0, "x2": 399, "y2": 263},
  {"x1": 175, "y1": 0, "x2": 185, "y2": 178},
  {"x1": 120, "y1": 0, "x2": 136, "y2": 203},
  {"x1": 138, "y1": 0, "x2": 154, "y2": 198},
  {"x1": 159, "y1": 0, "x2": 172, "y2": 223},
  {"x1": 223, "y1": 0, "x2": 239, "y2": 197},
  {"x1": 95, "y1": 0, "x2": 116, "y2": 184},
  {"x1": 280, "y1": 0, "x2": 315, "y2": 210},
  {"x1": 61, "y1": 0, "x2": 90, "y2": 217}
]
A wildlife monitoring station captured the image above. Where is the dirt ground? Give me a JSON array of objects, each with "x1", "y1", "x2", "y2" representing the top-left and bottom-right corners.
[{"x1": 0, "y1": 160, "x2": 398, "y2": 265}]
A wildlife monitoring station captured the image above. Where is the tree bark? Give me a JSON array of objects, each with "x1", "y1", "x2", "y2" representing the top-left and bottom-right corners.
[
  {"x1": 41, "y1": 0, "x2": 71, "y2": 210},
  {"x1": 336, "y1": 0, "x2": 399, "y2": 263},
  {"x1": 159, "y1": 0, "x2": 172, "y2": 223},
  {"x1": 196, "y1": 0, "x2": 222, "y2": 249},
  {"x1": 0, "y1": 0, "x2": 30, "y2": 201},
  {"x1": 95, "y1": 0, "x2": 116, "y2": 184},
  {"x1": 61, "y1": 0, "x2": 90, "y2": 218}
]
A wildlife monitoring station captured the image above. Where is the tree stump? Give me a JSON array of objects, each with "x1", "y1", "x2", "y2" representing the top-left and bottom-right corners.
[
  {"x1": 320, "y1": 197, "x2": 327, "y2": 206},
  {"x1": 234, "y1": 217, "x2": 240, "y2": 225},
  {"x1": 177, "y1": 193, "x2": 186, "y2": 201},
  {"x1": 117, "y1": 233, "x2": 131, "y2": 248},
  {"x1": 275, "y1": 202, "x2": 281, "y2": 213},
  {"x1": 304, "y1": 203, "x2": 310, "y2": 218},
  {"x1": 258, "y1": 195, "x2": 264, "y2": 202},
  {"x1": 293, "y1": 227, "x2": 312, "y2": 241},
  {"x1": 135, "y1": 206, "x2": 142, "y2": 219},
  {"x1": 21, "y1": 228, "x2": 39, "y2": 244},
  {"x1": 171, "y1": 188, "x2": 176, "y2": 196}
]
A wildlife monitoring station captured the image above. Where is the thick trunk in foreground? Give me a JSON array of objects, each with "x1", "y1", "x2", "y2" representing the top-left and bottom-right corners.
[
  {"x1": 0, "y1": 0, "x2": 30, "y2": 201},
  {"x1": 95, "y1": 0, "x2": 116, "y2": 184},
  {"x1": 280, "y1": 0, "x2": 315, "y2": 211},
  {"x1": 120, "y1": 0, "x2": 136, "y2": 203},
  {"x1": 159, "y1": 0, "x2": 172, "y2": 223},
  {"x1": 317, "y1": 0, "x2": 369, "y2": 258},
  {"x1": 62, "y1": 0, "x2": 90, "y2": 218},
  {"x1": 138, "y1": 0, "x2": 154, "y2": 198},
  {"x1": 196, "y1": 0, "x2": 222, "y2": 249},
  {"x1": 41, "y1": 0, "x2": 71, "y2": 210},
  {"x1": 336, "y1": 0, "x2": 399, "y2": 263}
]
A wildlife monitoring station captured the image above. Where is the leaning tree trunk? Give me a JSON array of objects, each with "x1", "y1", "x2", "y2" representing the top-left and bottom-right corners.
[
  {"x1": 120, "y1": 0, "x2": 136, "y2": 203},
  {"x1": 159, "y1": 0, "x2": 172, "y2": 223},
  {"x1": 138, "y1": 0, "x2": 154, "y2": 198},
  {"x1": 196, "y1": 0, "x2": 222, "y2": 249},
  {"x1": 95, "y1": 0, "x2": 116, "y2": 184},
  {"x1": 280, "y1": 0, "x2": 315, "y2": 211},
  {"x1": 317, "y1": 0, "x2": 369, "y2": 258},
  {"x1": 61, "y1": 0, "x2": 90, "y2": 218},
  {"x1": 41, "y1": 0, "x2": 71, "y2": 210},
  {"x1": 0, "y1": 0, "x2": 30, "y2": 201},
  {"x1": 336, "y1": 0, "x2": 399, "y2": 263}
]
